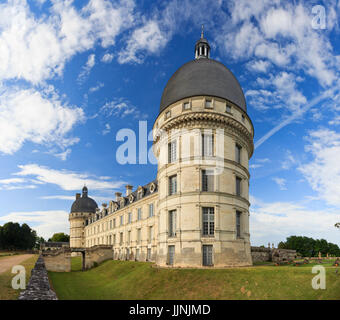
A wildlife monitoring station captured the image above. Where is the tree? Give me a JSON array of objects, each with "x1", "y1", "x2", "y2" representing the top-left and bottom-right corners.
[
  {"x1": 280, "y1": 235, "x2": 340, "y2": 257},
  {"x1": 0, "y1": 222, "x2": 37, "y2": 250},
  {"x1": 49, "y1": 233, "x2": 70, "y2": 242}
]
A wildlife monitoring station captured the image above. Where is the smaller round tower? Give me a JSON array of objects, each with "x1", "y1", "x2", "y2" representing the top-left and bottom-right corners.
[{"x1": 69, "y1": 186, "x2": 98, "y2": 248}]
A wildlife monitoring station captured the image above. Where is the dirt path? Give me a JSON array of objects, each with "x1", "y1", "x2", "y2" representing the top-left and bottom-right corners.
[{"x1": 0, "y1": 254, "x2": 35, "y2": 274}]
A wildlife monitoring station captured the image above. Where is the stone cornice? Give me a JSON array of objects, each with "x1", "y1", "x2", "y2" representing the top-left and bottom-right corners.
[{"x1": 154, "y1": 111, "x2": 254, "y2": 157}]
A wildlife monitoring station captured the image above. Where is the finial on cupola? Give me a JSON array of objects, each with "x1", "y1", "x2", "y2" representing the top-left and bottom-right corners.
[{"x1": 195, "y1": 25, "x2": 210, "y2": 59}]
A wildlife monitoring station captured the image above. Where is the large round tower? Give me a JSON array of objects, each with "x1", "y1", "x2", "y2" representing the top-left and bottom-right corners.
[
  {"x1": 69, "y1": 186, "x2": 98, "y2": 248},
  {"x1": 153, "y1": 30, "x2": 254, "y2": 267}
]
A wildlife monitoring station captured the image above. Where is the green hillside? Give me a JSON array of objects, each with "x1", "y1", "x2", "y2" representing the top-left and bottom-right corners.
[{"x1": 48, "y1": 258, "x2": 340, "y2": 300}]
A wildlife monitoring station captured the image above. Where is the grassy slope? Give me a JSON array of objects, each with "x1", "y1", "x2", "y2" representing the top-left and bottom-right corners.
[
  {"x1": 49, "y1": 258, "x2": 340, "y2": 300},
  {"x1": 0, "y1": 255, "x2": 38, "y2": 300}
]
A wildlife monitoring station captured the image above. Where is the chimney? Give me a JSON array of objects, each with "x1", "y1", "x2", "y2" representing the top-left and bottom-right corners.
[
  {"x1": 76, "y1": 193, "x2": 81, "y2": 200},
  {"x1": 115, "y1": 192, "x2": 122, "y2": 201},
  {"x1": 125, "y1": 185, "x2": 133, "y2": 196}
]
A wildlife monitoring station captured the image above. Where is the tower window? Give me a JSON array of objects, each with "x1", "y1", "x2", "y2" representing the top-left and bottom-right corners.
[
  {"x1": 168, "y1": 140, "x2": 177, "y2": 163},
  {"x1": 202, "y1": 134, "x2": 214, "y2": 156},
  {"x1": 165, "y1": 111, "x2": 171, "y2": 119},
  {"x1": 226, "y1": 105, "x2": 232, "y2": 113},
  {"x1": 236, "y1": 177, "x2": 242, "y2": 196},
  {"x1": 168, "y1": 245, "x2": 175, "y2": 265},
  {"x1": 236, "y1": 211, "x2": 242, "y2": 238},
  {"x1": 205, "y1": 99, "x2": 213, "y2": 109},
  {"x1": 242, "y1": 115, "x2": 245, "y2": 123},
  {"x1": 169, "y1": 175, "x2": 177, "y2": 195},
  {"x1": 202, "y1": 207, "x2": 214, "y2": 236},
  {"x1": 137, "y1": 228, "x2": 141, "y2": 244},
  {"x1": 203, "y1": 245, "x2": 213, "y2": 266},
  {"x1": 169, "y1": 210, "x2": 176, "y2": 237},
  {"x1": 183, "y1": 102, "x2": 191, "y2": 110},
  {"x1": 202, "y1": 169, "x2": 214, "y2": 192},
  {"x1": 235, "y1": 144, "x2": 242, "y2": 164}
]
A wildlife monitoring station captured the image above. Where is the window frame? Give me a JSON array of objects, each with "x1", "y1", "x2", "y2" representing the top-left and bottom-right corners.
[
  {"x1": 168, "y1": 175, "x2": 177, "y2": 196},
  {"x1": 202, "y1": 207, "x2": 215, "y2": 237}
]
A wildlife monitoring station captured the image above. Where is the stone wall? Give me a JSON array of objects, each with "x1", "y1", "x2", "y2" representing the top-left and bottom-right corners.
[
  {"x1": 42, "y1": 247, "x2": 71, "y2": 272},
  {"x1": 85, "y1": 245, "x2": 113, "y2": 269},
  {"x1": 18, "y1": 255, "x2": 58, "y2": 300},
  {"x1": 251, "y1": 246, "x2": 297, "y2": 263}
]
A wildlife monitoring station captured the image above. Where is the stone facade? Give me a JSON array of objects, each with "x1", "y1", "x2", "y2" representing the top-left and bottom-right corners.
[{"x1": 69, "y1": 36, "x2": 255, "y2": 268}]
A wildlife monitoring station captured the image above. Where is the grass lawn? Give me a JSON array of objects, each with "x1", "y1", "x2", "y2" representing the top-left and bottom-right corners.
[
  {"x1": 0, "y1": 255, "x2": 38, "y2": 300},
  {"x1": 49, "y1": 258, "x2": 340, "y2": 300}
]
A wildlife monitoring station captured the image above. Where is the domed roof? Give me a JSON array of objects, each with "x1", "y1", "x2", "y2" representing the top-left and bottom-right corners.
[
  {"x1": 70, "y1": 186, "x2": 98, "y2": 213},
  {"x1": 159, "y1": 31, "x2": 246, "y2": 113},
  {"x1": 160, "y1": 58, "x2": 247, "y2": 113}
]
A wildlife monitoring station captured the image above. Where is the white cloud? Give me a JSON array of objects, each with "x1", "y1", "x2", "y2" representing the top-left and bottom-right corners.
[
  {"x1": 99, "y1": 98, "x2": 144, "y2": 119},
  {"x1": 118, "y1": 20, "x2": 168, "y2": 64},
  {"x1": 0, "y1": 87, "x2": 84, "y2": 154},
  {"x1": 298, "y1": 128, "x2": 340, "y2": 207},
  {"x1": 54, "y1": 148, "x2": 72, "y2": 161},
  {"x1": 14, "y1": 163, "x2": 126, "y2": 191},
  {"x1": 246, "y1": 60, "x2": 271, "y2": 73},
  {"x1": 101, "y1": 53, "x2": 114, "y2": 63},
  {"x1": 0, "y1": 177, "x2": 38, "y2": 190},
  {"x1": 272, "y1": 177, "x2": 287, "y2": 190},
  {"x1": 89, "y1": 82, "x2": 104, "y2": 93},
  {"x1": 77, "y1": 54, "x2": 96, "y2": 83},
  {"x1": 0, "y1": 210, "x2": 69, "y2": 239},
  {"x1": 0, "y1": 0, "x2": 135, "y2": 84},
  {"x1": 250, "y1": 196, "x2": 340, "y2": 246}
]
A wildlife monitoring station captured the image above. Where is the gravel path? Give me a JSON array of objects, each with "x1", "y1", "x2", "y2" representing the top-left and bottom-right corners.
[{"x1": 0, "y1": 254, "x2": 35, "y2": 274}]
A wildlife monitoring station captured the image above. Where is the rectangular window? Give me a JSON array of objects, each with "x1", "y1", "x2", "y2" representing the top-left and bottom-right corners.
[
  {"x1": 165, "y1": 111, "x2": 171, "y2": 119},
  {"x1": 120, "y1": 215, "x2": 123, "y2": 226},
  {"x1": 226, "y1": 105, "x2": 232, "y2": 113},
  {"x1": 202, "y1": 207, "x2": 215, "y2": 236},
  {"x1": 183, "y1": 102, "x2": 190, "y2": 110},
  {"x1": 202, "y1": 133, "x2": 213, "y2": 156},
  {"x1": 202, "y1": 169, "x2": 214, "y2": 192},
  {"x1": 235, "y1": 144, "x2": 242, "y2": 164},
  {"x1": 128, "y1": 212, "x2": 132, "y2": 224},
  {"x1": 147, "y1": 248, "x2": 152, "y2": 261},
  {"x1": 148, "y1": 226, "x2": 153, "y2": 243},
  {"x1": 113, "y1": 219, "x2": 116, "y2": 228},
  {"x1": 169, "y1": 175, "x2": 177, "y2": 195},
  {"x1": 137, "y1": 228, "x2": 141, "y2": 244},
  {"x1": 149, "y1": 203, "x2": 154, "y2": 217},
  {"x1": 242, "y1": 114, "x2": 245, "y2": 123},
  {"x1": 236, "y1": 177, "x2": 242, "y2": 196},
  {"x1": 113, "y1": 234, "x2": 116, "y2": 245},
  {"x1": 137, "y1": 208, "x2": 142, "y2": 220},
  {"x1": 205, "y1": 99, "x2": 212, "y2": 109},
  {"x1": 236, "y1": 211, "x2": 241, "y2": 238},
  {"x1": 203, "y1": 245, "x2": 213, "y2": 266},
  {"x1": 168, "y1": 140, "x2": 177, "y2": 163},
  {"x1": 168, "y1": 245, "x2": 175, "y2": 265},
  {"x1": 169, "y1": 210, "x2": 176, "y2": 237},
  {"x1": 119, "y1": 232, "x2": 123, "y2": 245}
]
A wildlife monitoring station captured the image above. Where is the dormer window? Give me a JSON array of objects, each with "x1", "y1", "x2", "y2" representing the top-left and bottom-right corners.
[
  {"x1": 137, "y1": 186, "x2": 144, "y2": 200},
  {"x1": 129, "y1": 194, "x2": 134, "y2": 203},
  {"x1": 242, "y1": 115, "x2": 245, "y2": 123}
]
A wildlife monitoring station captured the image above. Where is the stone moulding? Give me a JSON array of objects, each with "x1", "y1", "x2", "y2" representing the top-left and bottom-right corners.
[{"x1": 153, "y1": 112, "x2": 254, "y2": 157}]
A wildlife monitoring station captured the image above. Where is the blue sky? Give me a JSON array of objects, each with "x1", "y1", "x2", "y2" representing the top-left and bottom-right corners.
[{"x1": 0, "y1": 0, "x2": 339, "y2": 246}]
